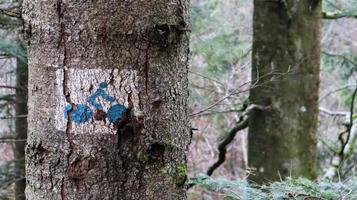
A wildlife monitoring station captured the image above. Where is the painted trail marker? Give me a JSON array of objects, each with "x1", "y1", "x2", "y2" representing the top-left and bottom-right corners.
[{"x1": 55, "y1": 68, "x2": 140, "y2": 135}]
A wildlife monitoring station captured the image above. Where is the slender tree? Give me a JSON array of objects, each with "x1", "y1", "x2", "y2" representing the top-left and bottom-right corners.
[
  {"x1": 248, "y1": 0, "x2": 321, "y2": 183},
  {"x1": 23, "y1": 0, "x2": 190, "y2": 199},
  {"x1": 0, "y1": 1, "x2": 27, "y2": 198},
  {"x1": 14, "y1": 1, "x2": 28, "y2": 199},
  {"x1": 14, "y1": 43, "x2": 27, "y2": 200}
]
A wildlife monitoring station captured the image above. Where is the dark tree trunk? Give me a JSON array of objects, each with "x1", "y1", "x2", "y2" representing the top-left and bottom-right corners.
[
  {"x1": 23, "y1": 0, "x2": 190, "y2": 199},
  {"x1": 248, "y1": 0, "x2": 321, "y2": 183},
  {"x1": 14, "y1": 45, "x2": 28, "y2": 200}
]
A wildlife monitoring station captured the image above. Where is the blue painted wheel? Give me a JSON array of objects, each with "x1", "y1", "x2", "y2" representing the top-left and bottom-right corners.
[{"x1": 107, "y1": 104, "x2": 126, "y2": 123}]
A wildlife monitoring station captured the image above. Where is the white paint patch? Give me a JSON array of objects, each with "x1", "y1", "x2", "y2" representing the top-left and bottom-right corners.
[
  {"x1": 299, "y1": 106, "x2": 307, "y2": 113},
  {"x1": 259, "y1": 167, "x2": 264, "y2": 173},
  {"x1": 54, "y1": 68, "x2": 140, "y2": 135}
]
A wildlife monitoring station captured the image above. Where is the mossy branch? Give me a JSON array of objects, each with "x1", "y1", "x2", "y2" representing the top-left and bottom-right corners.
[
  {"x1": 206, "y1": 104, "x2": 268, "y2": 176},
  {"x1": 206, "y1": 115, "x2": 249, "y2": 176}
]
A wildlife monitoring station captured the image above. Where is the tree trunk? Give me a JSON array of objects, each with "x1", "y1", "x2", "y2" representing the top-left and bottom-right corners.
[
  {"x1": 14, "y1": 43, "x2": 28, "y2": 200},
  {"x1": 22, "y1": 0, "x2": 190, "y2": 199},
  {"x1": 248, "y1": 0, "x2": 321, "y2": 183}
]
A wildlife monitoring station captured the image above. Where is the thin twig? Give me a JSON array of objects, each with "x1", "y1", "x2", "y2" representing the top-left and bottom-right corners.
[
  {"x1": 189, "y1": 70, "x2": 224, "y2": 86},
  {"x1": 0, "y1": 85, "x2": 17, "y2": 90},
  {"x1": 189, "y1": 69, "x2": 292, "y2": 117},
  {"x1": 319, "y1": 107, "x2": 349, "y2": 117},
  {"x1": 190, "y1": 109, "x2": 242, "y2": 118},
  {"x1": 0, "y1": 114, "x2": 27, "y2": 120},
  {"x1": 322, "y1": 51, "x2": 357, "y2": 66},
  {"x1": 0, "y1": 138, "x2": 26, "y2": 143}
]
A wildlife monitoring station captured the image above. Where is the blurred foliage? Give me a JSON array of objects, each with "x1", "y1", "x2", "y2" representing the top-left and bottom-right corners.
[
  {"x1": 190, "y1": 0, "x2": 251, "y2": 75},
  {"x1": 321, "y1": 0, "x2": 357, "y2": 108},
  {"x1": 321, "y1": 0, "x2": 357, "y2": 79},
  {"x1": 189, "y1": 0, "x2": 251, "y2": 115},
  {"x1": 323, "y1": 0, "x2": 357, "y2": 16},
  {"x1": 322, "y1": 52, "x2": 357, "y2": 79},
  {"x1": 0, "y1": 160, "x2": 19, "y2": 200},
  {"x1": 0, "y1": 1, "x2": 27, "y2": 199},
  {"x1": 0, "y1": 38, "x2": 26, "y2": 62}
]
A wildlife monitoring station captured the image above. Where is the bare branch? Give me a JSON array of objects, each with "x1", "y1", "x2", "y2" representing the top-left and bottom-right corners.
[
  {"x1": 0, "y1": 138, "x2": 26, "y2": 143},
  {"x1": 319, "y1": 107, "x2": 349, "y2": 117},
  {"x1": 0, "y1": 114, "x2": 27, "y2": 120},
  {"x1": 189, "y1": 69, "x2": 292, "y2": 117},
  {"x1": 0, "y1": 7, "x2": 21, "y2": 18},
  {"x1": 322, "y1": 51, "x2": 357, "y2": 66},
  {"x1": 0, "y1": 85, "x2": 17, "y2": 90},
  {"x1": 322, "y1": 11, "x2": 357, "y2": 20}
]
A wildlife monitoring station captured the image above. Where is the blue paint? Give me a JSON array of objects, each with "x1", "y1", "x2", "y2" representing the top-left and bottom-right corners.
[
  {"x1": 99, "y1": 82, "x2": 108, "y2": 88},
  {"x1": 107, "y1": 104, "x2": 126, "y2": 123},
  {"x1": 64, "y1": 103, "x2": 93, "y2": 123},
  {"x1": 64, "y1": 82, "x2": 127, "y2": 125},
  {"x1": 87, "y1": 82, "x2": 115, "y2": 111}
]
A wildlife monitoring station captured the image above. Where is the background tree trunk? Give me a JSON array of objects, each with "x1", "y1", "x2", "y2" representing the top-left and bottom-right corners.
[
  {"x1": 23, "y1": 0, "x2": 190, "y2": 199},
  {"x1": 14, "y1": 43, "x2": 27, "y2": 200},
  {"x1": 248, "y1": 0, "x2": 321, "y2": 183}
]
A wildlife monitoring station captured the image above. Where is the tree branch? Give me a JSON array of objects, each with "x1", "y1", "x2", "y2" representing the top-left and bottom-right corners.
[
  {"x1": 322, "y1": 11, "x2": 357, "y2": 20},
  {"x1": 206, "y1": 115, "x2": 249, "y2": 176},
  {"x1": 322, "y1": 51, "x2": 357, "y2": 66},
  {"x1": 206, "y1": 104, "x2": 268, "y2": 176},
  {"x1": 323, "y1": 86, "x2": 357, "y2": 180},
  {"x1": 0, "y1": 114, "x2": 27, "y2": 120},
  {"x1": 0, "y1": 85, "x2": 17, "y2": 90},
  {"x1": 0, "y1": 138, "x2": 26, "y2": 143},
  {"x1": 341, "y1": 86, "x2": 357, "y2": 157},
  {"x1": 0, "y1": 7, "x2": 21, "y2": 18},
  {"x1": 319, "y1": 107, "x2": 349, "y2": 117}
]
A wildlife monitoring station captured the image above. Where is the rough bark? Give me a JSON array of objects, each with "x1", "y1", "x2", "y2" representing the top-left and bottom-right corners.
[
  {"x1": 23, "y1": 0, "x2": 190, "y2": 199},
  {"x1": 248, "y1": 0, "x2": 321, "y2": 183},
  {"x1": 14, "y1": 43, "x2": 28, "y2": 200}
]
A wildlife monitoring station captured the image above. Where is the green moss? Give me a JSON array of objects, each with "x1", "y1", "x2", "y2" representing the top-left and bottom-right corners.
[
  {"x1": 159, "y1": 163, "x2": 187, "y2": 186},
  {"x1": 174, "y1": 163, "x2": 187, "y2": 186}
]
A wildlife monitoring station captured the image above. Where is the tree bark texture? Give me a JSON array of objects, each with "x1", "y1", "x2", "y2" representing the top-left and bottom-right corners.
[
  {"x1": 23, "y1": 0, "x2": 190, "y2": 199},
  {"x1": 248, "y1": 0, "x2": 321, "y2": 183}
]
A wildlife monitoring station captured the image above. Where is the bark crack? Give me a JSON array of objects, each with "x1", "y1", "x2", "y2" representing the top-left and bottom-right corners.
[
  {"x1": 58, "y1": 1, "x2": 73, "y2": 199},
  {"x1": 144, "y1": 44, "x2": 150, "y2": 94},
  {"x1": 58, "y1": 2, "x2": 73, "y2": 150}
]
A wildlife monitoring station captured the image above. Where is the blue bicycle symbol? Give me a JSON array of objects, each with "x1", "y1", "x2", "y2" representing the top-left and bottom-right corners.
[{"x1": 64, "y1": 82, "x2": 126, "y2": 124}]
